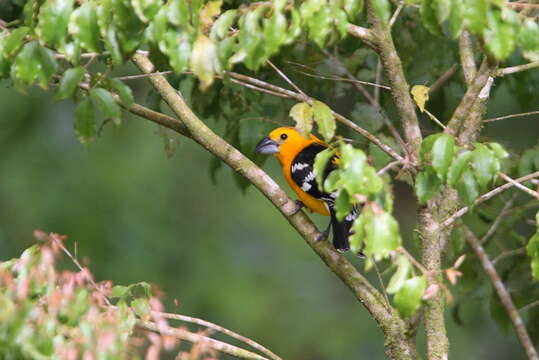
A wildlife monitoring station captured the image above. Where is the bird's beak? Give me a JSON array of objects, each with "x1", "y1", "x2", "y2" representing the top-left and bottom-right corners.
[{"x1": 255, "y1": 137, "x2": 280, "y2": 154}]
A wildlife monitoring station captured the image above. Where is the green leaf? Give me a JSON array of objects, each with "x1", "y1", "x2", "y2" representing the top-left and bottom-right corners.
[
  {"x1": 343, "y1": 0, "x2": 363, "y2": 21},
  {"x1": 387, "y1": 255, "x2": 412, "y2": 294},
  {"x1": 331, "y1": 6, "x2": 349, "y2": 39},
  {"x1": 111, "y1": 285, "x2": 129, "y2": 298},
  {"x1": 433, "y1": 0, "x2": 451, "y2": 24},
  {"x1": 456, "y1": 168, "x2": 479, "y2": 205},
  {"x1": 103, "y1": 26, "x2": 123, "y2": 65},
  {"x1": 284, "y1": 8, "x2": 301, "y2": 45},
  {"x1": 335, "y1": 190, "x2": 352, "y2": 222},
  {"x1": 132, "y1": 0, "x2": 161, "y2": 23},
  {"x1": 520, "y1": 19, "x2": 539, "y2": 61},
  {"x1": 372, "y1": 0, "x2": 391, "y2": 25},
  {"x1": 36, "y1": 0, "x2": 74, "y2": 48},
  {"x1": 90, "y1": 87, "x2": 121, "y2": 121},
  {"x1": 314, "y1": 148, "x2": 336, "y2": 189},
  {"x1": 312, "y1": 100, "x2": 335, "y2": 142},
  {"x1": 471, "y1": 143, "x2": 498, "y2": 190},
  {"x1": 54, "y1": 66, "x2": 85, "y2": 100},
  {"x1": 527, "y1": 212, "x2": 539, "y2": 281},
  {"x1": 415, "y1": 168, "x2": 442, "y2": 204},
  {"x1": 487, "y1": 142, "x2": 509, "y2": 160},
  {"x1": 448, "y1": 0, "x2": 464, "y2": 37},
  {"x1": 3, "y1": 27, "x2": 30, "y2": 58},
  {"x1": 431, "y1": 134, "x2": 455, "y2": 181},
  {"x1": 210, "y1": 9, "x2": 237, "y2": 40},
  {"x1": 109, "y1": 78, "x2": 134, "y2": 108},
  {"x1": 289, "y1": 102, "x2": 313, "y2": 137},
  {"x1": 447, "y1": 150, "x2": 472, "y2": 187},
  {"x1": 240, "y1": 6, "x2": 265, "y2": 70},
  {"x1": 306, "y1": 6, "x2": 332, "y2": 48},
  {"x1": 74, "y1": 98, "x2": 96, "y2": 143},
  {"x1": 351, "y1": 103, "x2": 384, "y2": 133},
  {"x1": 421, "y1": 0, "x2": 442, "y2": 35},
  {"x1": 464, "y1": 0, "x2": 488, "y2": 35},
  {"x1": 264, "y1": 10, "x2": 287, "y2": 56},
  {"x1": 519, "y1": 148, "x2": 539, "y2": 178},
  {"x1": 299, "y1": 0, "x2": 325, "y2": 21},
  {"x1": 483, "y1": 9, "x2": 517, "y2": 61},
  {"x1": 394, "y1": 275, "x2": 427, "y2": 317},
  {"x1": 420, "y1": 133, "x2": 442, "y2": 165},
  {"x1": 364, "y1": 211, "x2": 401, "y2": 259},
  {"x1": 167, "y1": 0, "x2": 190, "y2": 26},
  {"x1": 350, "y1": 207, "x2": 372, "y2": 254},
  {"x1": 131, "y1": 298, "x2": 150, "y2": 317},
  {"x1": 166, "y1": 32, "x2": 191, "y2": 73},
  {"x1": 11, "y1": 41, "x2": 58, "y2": 89},
  {"x1": 69, "y1": 2, "x2": 100, "y2": 52},
  {"x1": 190, "y1": 34, "x2": 218, "y2": 90}
]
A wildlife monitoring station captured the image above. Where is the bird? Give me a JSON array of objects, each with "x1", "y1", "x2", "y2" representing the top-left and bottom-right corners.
[{"x1": 255, "y1": 127, "x2": 359, "y2": 253}]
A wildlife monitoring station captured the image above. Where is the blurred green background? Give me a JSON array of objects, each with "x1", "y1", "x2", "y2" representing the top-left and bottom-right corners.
[{"x1": 0, "y1": 75, "x2": 536, "y2": 359}]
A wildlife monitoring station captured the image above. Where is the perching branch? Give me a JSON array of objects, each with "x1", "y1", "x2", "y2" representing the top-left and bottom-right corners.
[
  {"x1": 484, "y1": 110, "x2": 539, "y2": 123},
  {"x1": 463, "y1": 227, "x2": 539, "y2": 360},
  {"x1": 130, "y1": 52, "x2": 418, "y2": 360},
  {"x1": 499, "y1": 173, "x2": 539, "y2": 200}
]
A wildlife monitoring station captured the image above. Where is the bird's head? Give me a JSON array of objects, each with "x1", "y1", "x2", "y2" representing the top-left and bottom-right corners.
[{"x1": 255, "y1": 127, "x2": 320, "y2": 160}]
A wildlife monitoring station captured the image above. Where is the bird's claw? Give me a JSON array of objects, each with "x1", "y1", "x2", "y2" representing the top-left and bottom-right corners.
[
  {"x1": 291, "y1": 200, "x2": 305, "y2": 215},
  {"x1": 316, "y1": 230, "x2": 329, "y2": 242}
]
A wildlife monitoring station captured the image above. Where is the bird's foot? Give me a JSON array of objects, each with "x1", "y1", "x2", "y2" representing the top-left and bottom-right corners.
[
  {"x1": 316, "y1": 230, "x2": 329, "y2": 242},
  {"x1": 291, "y1": 200, "x2": 305, "y2": 215}
]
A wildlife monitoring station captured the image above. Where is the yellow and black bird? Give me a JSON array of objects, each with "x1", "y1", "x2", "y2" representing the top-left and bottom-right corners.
[{"x1": 255, "y1": 127, "x2": 358, "y2": 252}]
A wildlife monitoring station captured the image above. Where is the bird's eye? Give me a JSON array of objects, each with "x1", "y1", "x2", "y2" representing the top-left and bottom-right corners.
[{"x1": 280, "y1": 134, "x2": 288, "y2": 140}]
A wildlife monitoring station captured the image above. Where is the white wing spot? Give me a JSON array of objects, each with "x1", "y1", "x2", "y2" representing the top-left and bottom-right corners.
[
  {"x1": 292, "y1": 163, "x2": 309, "y2": 173},
  {"x1": 301, "y1": 182, "x2": 312, "y2": 191}
]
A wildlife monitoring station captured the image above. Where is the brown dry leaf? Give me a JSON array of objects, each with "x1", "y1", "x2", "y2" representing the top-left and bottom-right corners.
[{"x1": 445, "y1": 268, "x2": 463, "y2": 285}]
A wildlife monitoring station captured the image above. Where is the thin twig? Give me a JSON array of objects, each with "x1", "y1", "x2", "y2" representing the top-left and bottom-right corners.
[
  {"x1": 429, "y1": 64, "x2": 458, "y2": 94},
  {"x1": 389, "y1": 1, "x2": 404, "y2": 28},
  {"x1": 153, "y1": 312, "x2": 282, "y2": 360},
  {"x1": 267, "y1": 60, "x2": 308, "y2": 100},
  {"x1": 442, "y1": 171, "x2": 539, "y2": 228},
  {"x1": 139, "y1": 321, "x2": 269, "y2": 360},
  {"x1": 497, "y1": 61, "x2": 539, "y2": 76},
  {"x1": 48, "y1": 233, "x2": 112, "y2": 306},
  {"x1": 424, "y1": 109, "x2": 447, "y2": 129},
  {"x1": 520, "y1": 299, "x2": 539, "y2": 313},
  {"x1": 480, "y1": 196, "x2": 515, "y2": 245},
  {"x1": 484, "y1": 110, "x2": 539, "y2": 123},
  {"x1": 226, "y1": 71, "x2": 406, "y2": 163},
  {"x1": 371, "y1": 257, "x2": 391, "y2": 311},
  {"x1": 374, "y1": 60, "x2": 383, "y2": 105},
  {"x1": 500, "y1": 173, "x2": 539, "y2": 200},
  {"x1": 318, "y1": 48, "x2": 409, "y2": 158},
  {"x1": 115, "y1": 71, "x2": 174, "y2": 81},
  {"x1": 464, "y1": 227, "x2": 539, "y2": 360},
  {"x1": 492, "y1": 247, "x2": 526, "y2": 265},
  {"x1": 290, "y1": 67, "x2": 391, "y2": 90},
  {"x1": 377, "y1": 160, "x2": 401, "y2": 175}
]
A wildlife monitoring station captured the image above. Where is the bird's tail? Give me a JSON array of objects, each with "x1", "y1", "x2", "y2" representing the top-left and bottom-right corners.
[{"x1": 329, "y1": 206, "x2": 364, "y2": 257}]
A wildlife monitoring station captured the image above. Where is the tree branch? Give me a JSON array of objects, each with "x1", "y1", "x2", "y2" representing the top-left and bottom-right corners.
[
  {"x1": 347, "y1": 24, "x2": 377, "y2": 48},
  {"x1": 497, "y1": 61, "x2": 539, "y2": 76},
  {"x1": 459, "y1": 31, "x2": 477, "y2": 86},
  {"x1": 227, "y1": 72, "x2": 406, "y2": 164},
  {"x1": 499, "y1": 173, "x2": 539, "y2": 200},
  {"x1": 446, "y1": 59, "x2": 495, "y2": 138},
  {"x1": 484, "y1": 110, "x2": 539, "y2": 123},
  {"x1": 138, "y1": 321, "x2": 270, "y2": 360},
  {"x1": 131, "y1": 53, "x2": 417, "y2": 360},
  {"x1": 463, "y1": 227, "x2": 539, "y2": 360},
  {"x1": 442, "y1": 171, "x2": 539, "y2": 228},
  {"x1": 152, "y1": 311, "x2": 282, "y2": 360},
  {"x1": 367, "y1": 1, "x2": 422, "y2": 163}
]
